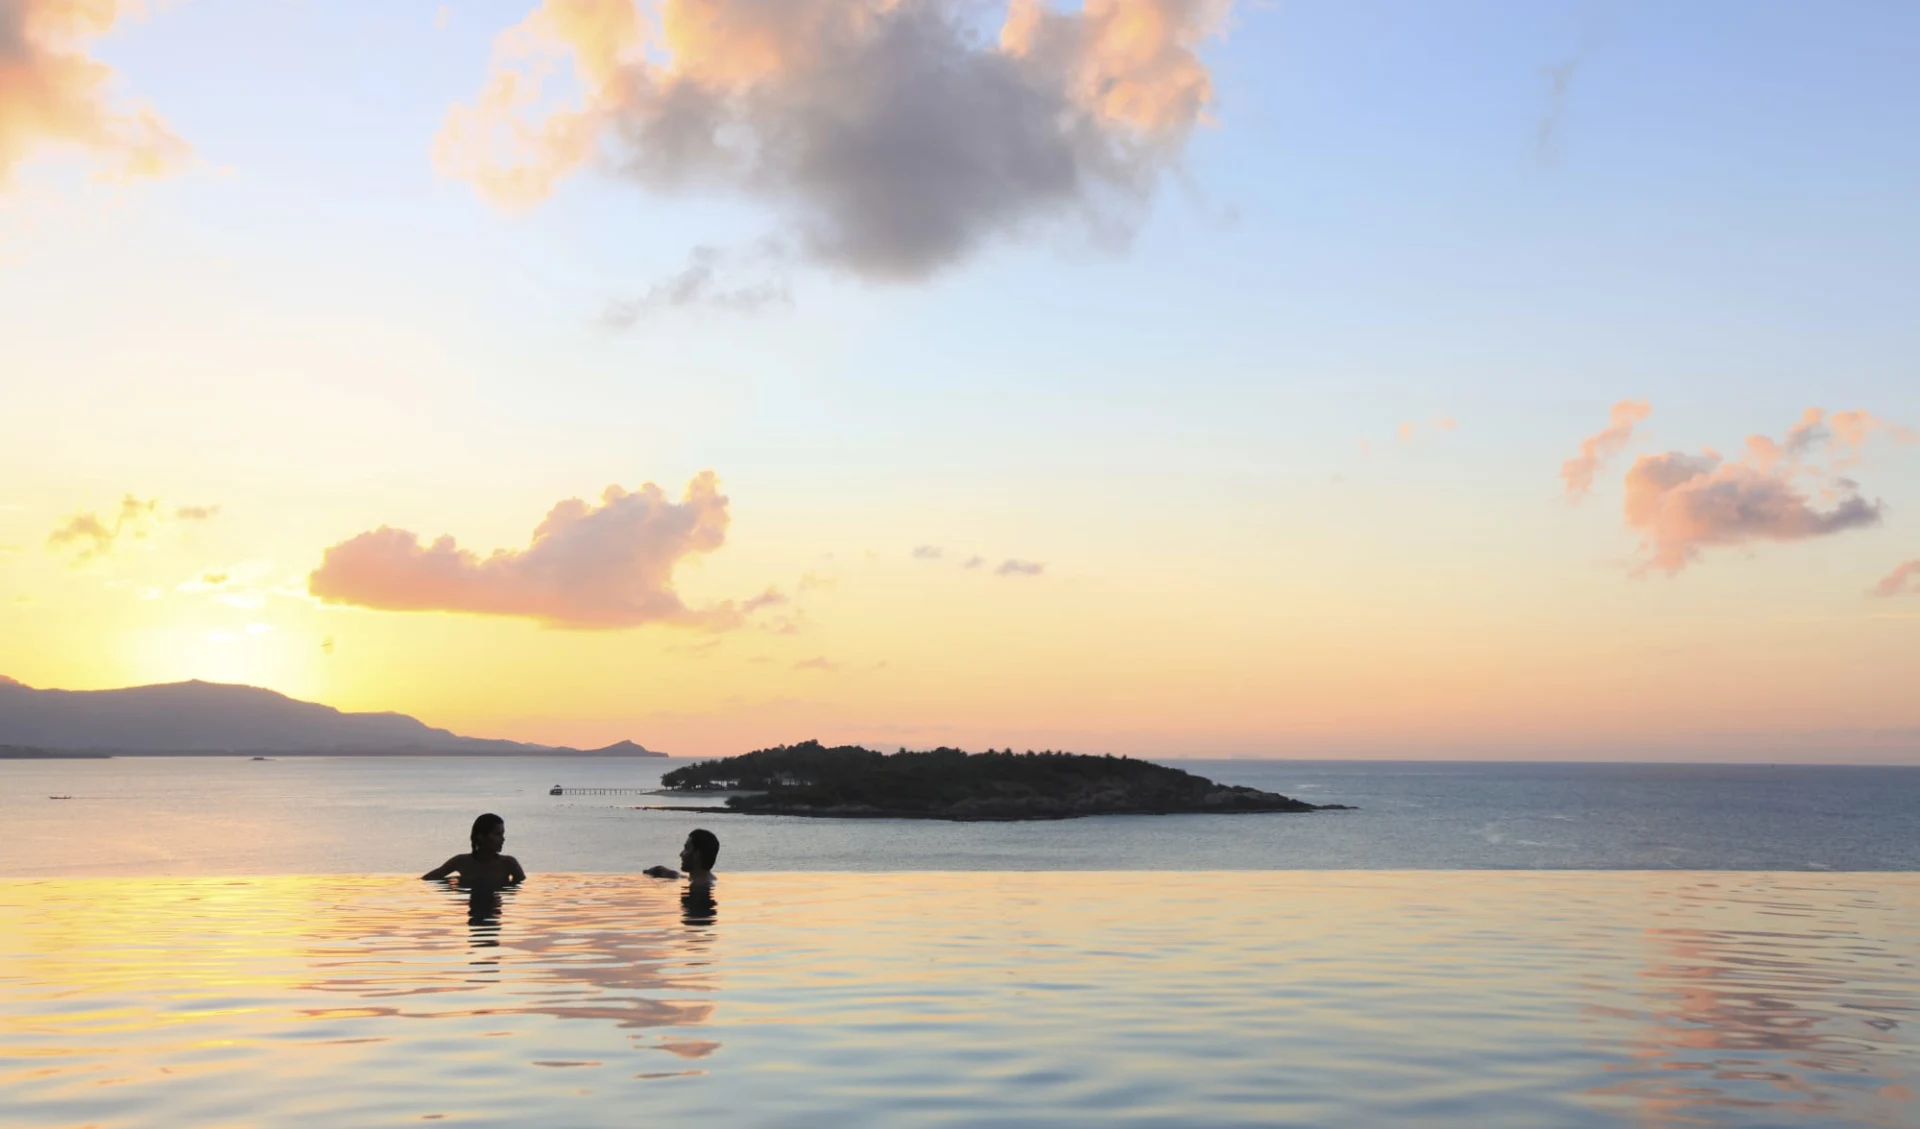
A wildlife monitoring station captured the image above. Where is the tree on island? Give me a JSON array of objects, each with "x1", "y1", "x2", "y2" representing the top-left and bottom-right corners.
[{"x1": 658, "y1": 740, "x2": 1348, "y2": 821}]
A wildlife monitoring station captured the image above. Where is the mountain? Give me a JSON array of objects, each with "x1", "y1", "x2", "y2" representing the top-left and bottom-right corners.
[
  {"x1": 0, "y1": 678, "x2": 659, "y2": 756},
  {"x1": 573, "y1": 739, "x2": 667, "y2": 757}
]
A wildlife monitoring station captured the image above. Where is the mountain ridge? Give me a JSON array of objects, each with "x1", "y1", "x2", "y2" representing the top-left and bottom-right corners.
[{"x1": 0, "y1": 677, "x2": 664, "y2": 756}]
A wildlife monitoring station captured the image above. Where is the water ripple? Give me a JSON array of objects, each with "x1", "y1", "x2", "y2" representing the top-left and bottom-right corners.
[{"x1": 1, "y1": 872, "x2": 1915, "y2": 1127}]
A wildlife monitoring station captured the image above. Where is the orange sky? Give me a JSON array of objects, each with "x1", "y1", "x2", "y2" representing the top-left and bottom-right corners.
[{"x1": 3, "y1": 1, "x2": 1918, "y2": 759}]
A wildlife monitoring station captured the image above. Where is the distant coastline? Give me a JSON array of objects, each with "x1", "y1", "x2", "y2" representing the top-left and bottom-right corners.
[
  {"x1": 0, "y1": 678, "x2": 665, "y2": 757},
  {"x1": 0, "y1": 746, "x2": 666, "y2": 759}
]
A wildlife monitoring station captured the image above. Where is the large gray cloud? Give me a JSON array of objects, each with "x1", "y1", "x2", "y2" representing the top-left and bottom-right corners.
[{"x1": 438, "y1": 0, "x2": 1228, "y2": 280}]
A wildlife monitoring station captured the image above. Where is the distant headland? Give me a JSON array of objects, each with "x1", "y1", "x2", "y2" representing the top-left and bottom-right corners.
[
  {"x1": 0, "y1": 677, "x2": 664, "y2": 757},
  {"x1": 656, "y1": 740, "x2": 1351, "y2": 821}
]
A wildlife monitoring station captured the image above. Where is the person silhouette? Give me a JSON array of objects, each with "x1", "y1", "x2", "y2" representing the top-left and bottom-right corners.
[
  {"x1": 644, "y1": 829, "x2": 718, "y2": 887},
  {"x1": 422, "y1": 813, "x2": 526, "y2": 889}
]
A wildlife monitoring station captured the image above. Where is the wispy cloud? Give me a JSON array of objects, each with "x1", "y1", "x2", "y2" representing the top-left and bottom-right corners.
[
  {"x1": 1873, "y1": 560, "x2": 1920, "y2": 599},
  {"x1": 911, "y1": 545, "x2": 944, "y2": 560},
  {"x1": 1623, "y1": 408, "x2": 1900, "y2": 575},
  {"x1": 995, "y1": 559, "x2": 1044, "y2": 577},
  {"x1": 46, "y1": 495, "x2": 158, "y2": 563},
  {"x1": 437, "y1": 0, "x2": 1229, "y2": 281},
  {"x1": 1394, "y1": 414, "x2": 1458, "y2": 445},
  {"x1": 740, "y1": 587, "x2": 788, "y2": 614},
  {"x1": 794, "y1": 655, "x2": 839, "y2": 672},
  {"x1": 309, "y1": 472, "x2": 766, "y2": 629},
  {"x1": 598, "y1": 244, "x2": 791, "y2": 328},
  {"x1": 175, "y1": 505, "x2": 222, "y2": 521},
  {"x1": 1, "y1": 0, "x2": 189, "y2": 187},
  {"x1": 1561, "y1": 399, "x2": 1651, "y2": 502}
]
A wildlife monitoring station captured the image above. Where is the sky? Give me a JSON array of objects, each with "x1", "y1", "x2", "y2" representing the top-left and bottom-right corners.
[{"x1": 2, "y1": 0, "x2": 1918, "y2": 761}]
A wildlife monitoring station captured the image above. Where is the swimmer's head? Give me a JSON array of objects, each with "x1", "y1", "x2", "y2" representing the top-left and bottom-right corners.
[
  {"x1": 680, "y1": 829, "x2": 719, "y2": 874},
  {"x1": 470, "y1": 813, "x2": 505, "y2": 856}
]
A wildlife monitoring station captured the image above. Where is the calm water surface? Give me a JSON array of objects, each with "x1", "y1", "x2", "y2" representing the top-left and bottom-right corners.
[
  {"x1": 5, "y1": 757, "x2": 1919, "y2": 875},
  {"x1": 3, "y1": 872, "x2": 1916, "y2": 1128}
]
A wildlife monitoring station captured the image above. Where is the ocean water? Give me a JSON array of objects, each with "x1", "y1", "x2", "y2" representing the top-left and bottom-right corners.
[
  {"x1": 3, "y1": 756, "x2": 1918, "y2": 876},
  {"x1": 3, "y1": 872, "x2": 1916, "y2": 1128}
]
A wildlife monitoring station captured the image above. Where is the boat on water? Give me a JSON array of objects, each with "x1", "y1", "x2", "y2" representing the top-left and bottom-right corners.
[
  {"x1": 549, "y1": 785, "x2": 563, "y2": 795},
  {"x1": 48, "y1": 795, "x2": 72, "y2": 800}
]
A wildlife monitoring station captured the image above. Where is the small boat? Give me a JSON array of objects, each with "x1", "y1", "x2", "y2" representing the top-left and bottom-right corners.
[
  {"x1": 549, "y1": 785, "x2": 564, "y2": 795},
  {"x1": 251, "y1": 756, "x2": 273, "y2": 761},
  {"x1": 48, "y1": 795, "x2": 72, "y2": 800}
]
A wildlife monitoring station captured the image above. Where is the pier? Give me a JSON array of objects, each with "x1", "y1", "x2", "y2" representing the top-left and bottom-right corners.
[{"x1": 548, "y1": 786, "x2": 655, "y2": 796}]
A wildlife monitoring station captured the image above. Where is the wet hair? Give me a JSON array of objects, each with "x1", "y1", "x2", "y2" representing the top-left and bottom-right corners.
[
  {"x1": 470, "y1": 813, "x2": 505, "y2": 853},
  {"x1": 685, "y1": 829, "x2": 719, "y2": 871}
]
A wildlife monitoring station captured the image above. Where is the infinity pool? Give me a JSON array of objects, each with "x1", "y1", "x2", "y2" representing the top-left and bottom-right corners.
[{"x1": 3, "y1": 873, "x2": 1916, "y2": 1127}]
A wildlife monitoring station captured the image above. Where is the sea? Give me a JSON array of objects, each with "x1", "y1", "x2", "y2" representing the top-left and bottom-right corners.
[
  {"x1": 3, "y1": 756, "x2": 1917, "y2": 875},
  {"x1": 4, "y1": 757, "x2": 1918, "y2": 1127}
]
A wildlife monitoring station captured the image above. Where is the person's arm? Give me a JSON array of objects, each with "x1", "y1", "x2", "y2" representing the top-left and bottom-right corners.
[
  {"x1": 505, "y1": 856, "x2": 527, "y2": 884},
  {"x1": 422, "y1": 854, "x2": 466, "y2": 880},
  {"x1": 642, "y1": 865, "x2": 679, "y2": 879}
]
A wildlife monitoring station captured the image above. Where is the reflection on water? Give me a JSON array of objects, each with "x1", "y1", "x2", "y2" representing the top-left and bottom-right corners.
[
  {"x1": 1584, "y1": 876, "x2": 1920, "y2": 1126},
  {"x1": 682, "y1": 884, "x2": 717, "y2": 928},
  {"x1": 1, "y1": 873, "x2": 1915, "y2": 1127}
]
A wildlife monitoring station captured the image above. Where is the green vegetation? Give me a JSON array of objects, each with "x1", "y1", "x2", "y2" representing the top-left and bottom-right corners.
[{"x1": 659, "y1": 740, "x2": 1345, "y2": 820}]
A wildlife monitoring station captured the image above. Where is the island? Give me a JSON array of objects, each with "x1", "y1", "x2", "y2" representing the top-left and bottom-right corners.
[{"x1": 655, "y1": 740, "x2": 1351, "y2": 821}]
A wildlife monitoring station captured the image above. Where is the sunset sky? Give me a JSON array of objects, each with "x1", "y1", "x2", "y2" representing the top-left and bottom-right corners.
[{"x1": 3, "y1": 0, "x2": 1917, "y2": 760}]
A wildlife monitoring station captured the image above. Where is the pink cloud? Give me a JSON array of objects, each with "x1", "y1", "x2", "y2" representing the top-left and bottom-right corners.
[
  {"x1": 1622, "y1": 409, "x2": 1898, "y2": 574},
  {"x1": 1561, "y1": 399, "x2": 1651, "y2": 502},
  {"x1": 1873, "y1": 560, "x2": 1920, "y2": 598},
  {"x1": 995, "y1": 559, "x2": 1044, "y2": 577},
  {"x1": 1, "y1": 1, "x2": 189, "y2": 186},
  {"x1": 309, "y1": 472, "x2": 756, "y2": 629}
]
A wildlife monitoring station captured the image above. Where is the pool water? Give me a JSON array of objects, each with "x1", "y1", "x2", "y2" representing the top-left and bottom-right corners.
[{"x1": 3, "y1": 873, "x2": 1916, "y2": 1127}]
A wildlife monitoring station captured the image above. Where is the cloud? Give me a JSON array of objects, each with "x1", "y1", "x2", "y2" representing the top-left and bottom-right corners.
[
  {"x1": 1622, "y1": 409, "x2": 1894, "y2": 574},
  {"x1": 1394, "y1": 415, "x2": 1457, "y2": 444},
  {"x1": 962, "y1": 555, "x2": 985, "y2": 569},
  {"x1": 46, "y1": 494, "x2": 157, "y2": 562},
  {"x1": 309, "y1": 472, "x2": 759, "y2": 629},
  {"x1": 437, "y1": 0, "x2": 1229, "y2": 281},
  {"x1": 598, "y1": 243, "x2": 791, "y2": 328},
  {"x1": 911, "y1": 544, "x2": 944, "y2": 560},
  {"x1": 0, "y1": 0, "x2": 189, "y2": 186},
  {"x1": 1561, "y1": 399, "x2": 1651, "y2": 502},
  {"x1": 1535, "y1": 17, "x2": 1608, "y2": 161},
  {"x1": 794, "y1": 655, "x2": 839, "y2": 672},
  {"x1": 995, "y1": 558, "x2": 1044, "y2": 576},
  {"x1": 175, "y1": 504, "x2": 221, "y2": 521},
  {"x1": 740, "y1": 586, "x2": 787, "y2": 613},
  {"x1": 1873, "y1": 560, "x2": 1920, "y2": 599}
]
